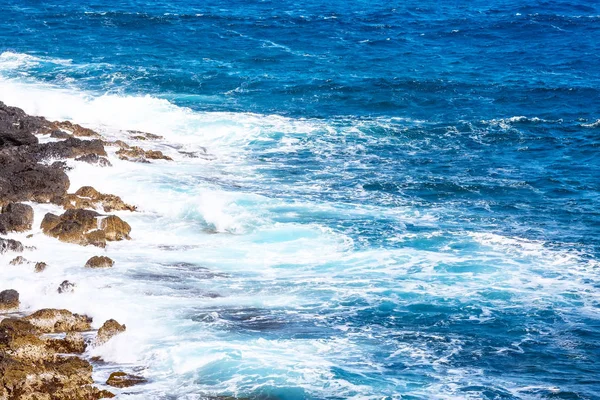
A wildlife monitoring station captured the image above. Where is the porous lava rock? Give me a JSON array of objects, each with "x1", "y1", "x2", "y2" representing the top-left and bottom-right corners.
[{"x1": 96, "y1": 319, "x2": 126, "y2": 345}]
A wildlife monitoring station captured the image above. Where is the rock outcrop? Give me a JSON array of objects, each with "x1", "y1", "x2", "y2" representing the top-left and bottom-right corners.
[
  {"x1": 41, "y1": 209, "x2": 131, "y2": 247},
  {"x1": 61, "y1": 186, "x2": 136, "y2": 212},
  {"x1": 0, "y1": 312, "x2": 114, "y2": 399},
  {"x1": 0, "y1": 203, "x2": 34, "y2": 234},
  {"x1": 106, "y1": 371, "x2": 147, "y2": 388},
  {"x1": 85, "y1": 256, "x2": 114, "y2": 269},
  {"x1": 0, "y1": 289, "x2": 19, "y2": 311},
  {"x1": 75, "y1": 153, "x2": 112, "y2": 167},
  {"x1": 24, "y1": 309, "x2": 92, "y2": 333},
  {"x1": 96, "y1": 319, "x2": 126, "y2": 345}
]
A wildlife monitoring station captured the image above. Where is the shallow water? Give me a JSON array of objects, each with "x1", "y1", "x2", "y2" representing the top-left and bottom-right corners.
[{"x1": 1, "y1": 1, "x2": 599, "y2": 399}]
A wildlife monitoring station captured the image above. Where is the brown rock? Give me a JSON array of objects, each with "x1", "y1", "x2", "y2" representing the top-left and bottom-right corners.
[
  {"x1": 34, "y1": 262, "x2": 47, "y2": 273},
  {"x1": 46, "y1": 332, "x2": 87, "y2": 354},
  {"x1": 116, "y1": 146, "x2": 172, "y2": 162},
  {"x1": 25, "y1": 309, "x2": 92, "y2": 333},
  {"x1": 0, "y1": 203, "x2": 34, "y2": 234},
  {"x1": 51, "y1": 120, "x2": 102, "y2": 138},
  {"x1": 85, "y1": 256, "x2": 114, "y2": 269},
  {"x1": 100, "y1": 215, "x2": 131, "y2": 241},
  {"x1": 0, "y1": 289, "x2": 19, "y2": 311},
  {"x1": 9, "y1": 256, "x2": 28, "y2": 266},
  {"x1": 96, "y1": 319, "x2": 126, "y2": 345},
  {"x1": 106, "y1": 371, "x2": 147, "y2": 388},
  {"x1": 41, "y1": 209, "x2": 131, "y2": 247},
  {"x1": 60, "y1": 186, "x2": 136, "y2": 212}
]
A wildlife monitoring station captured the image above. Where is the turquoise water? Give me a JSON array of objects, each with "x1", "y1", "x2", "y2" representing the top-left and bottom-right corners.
[{"x1": 1, "y1": 1, "x2": 599, "y2": 399}]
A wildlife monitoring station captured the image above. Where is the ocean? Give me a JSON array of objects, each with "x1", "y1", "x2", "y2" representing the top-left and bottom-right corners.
[{"x1": 1, "y1": 0, "x2": 599, "y2": 399}]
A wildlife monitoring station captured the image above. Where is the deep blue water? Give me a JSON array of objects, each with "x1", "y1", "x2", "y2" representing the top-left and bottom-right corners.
[{"x1": 1, "y1": 1, "x2": 600, "y2": 399}]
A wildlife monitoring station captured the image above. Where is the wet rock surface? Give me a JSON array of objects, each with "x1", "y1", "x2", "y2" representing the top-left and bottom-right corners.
[
  {"x1": 41, "y1": 209, "x2": 131, "y2": 247},
  {"x1": 0, "y1": 239, "x2": 23, "y2": 254},
  {"x1": 0, "y1": 203, "x2": 34, "y2": 234},
  {"x1": 85, "y1": 255, "x2": 115, "y2": 269},
  {"x1": 96, "y1": 319, "x2": 126, "y2": 345},
  {"x1": 0, "y1": 289, "x2": 19, "y2": 311},
  {"x1": 116, "y1": 145, "x2": 172, "y2": 162},
  {"x1": 61, "y1": 186, "x2": 136, "y2": 212},
  {"x1": 57, "y1": 280, "x2": 76, "y2": 294},
  {"x1": 106, "y1": 371, "x2": 147, "y2": 388},
  {"x1": 24, "y1": 308, "x2": 92, "y2": 333}
]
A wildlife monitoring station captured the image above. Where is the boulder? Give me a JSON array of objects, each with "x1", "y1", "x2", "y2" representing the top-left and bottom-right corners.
[
  {"x1": 85, "y1": 256, "x2": 114, "y2": 269},
  {"x1": 116, "y1": 146, "x2": 172, "y2": 162},
  {"x1": 60, "y1": 186, "x2": 136, "y2": 212},
  {"x1": 25, "y1": 308, "x2": 92, "y2": 333},
  {"x1": 57, "y1": 280, "x2": 76, "y2": 294},
  {"x1": 0, "y1": 289, "x2": 19, "y2": 311},
  {"x1": 96, "y1": 319, "x2": 126, "y2": 345},
  {"x1": 106, "y1": 371, "x2": 147, "y2": 388},
  {"x1": 0, "y1": 203, "x2": 34, "y2": 234},
  {"x1": 0, "y1": 238, "x2": 24, "y2": 254},
  {"x1": 41, "y1": 209, "x2": 131, "y2": 247}
]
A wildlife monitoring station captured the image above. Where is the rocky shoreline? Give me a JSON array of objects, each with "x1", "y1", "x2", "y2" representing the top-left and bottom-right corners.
[{"x1": 0, "y1": 102, "x2": 157, "y2": 399}]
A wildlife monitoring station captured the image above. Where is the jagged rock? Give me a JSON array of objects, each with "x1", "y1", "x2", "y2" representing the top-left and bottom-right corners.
[
  {"x1": 9, "y1": 256, "x2": 28, "y2": 266},
  {"x1": 106, "y1": 371, "x2": 147, "y2": 388},
  {"x1": 75, "y1": 153, "x2": 112, "y2": 167},
  {"x1": 25, "y1": 309, "x2": 92, "y2": 333},
  {"x1": 57, "y1": 280, "x2": 76, "y2": 294},
  {"x1": 103, "y1": 139, "x2": 131, "y2": 149},
  {"x1": 101, "y1": 215, "x2": 132, "y2": 241},
  {"x1": 127, "y1": 130, "x2": 163, "y2": 141},
  {"x1": 51, "y1": 120, "x2": 102, "y2": 138},
  {"x1": 34, "y1": 262, "x2": 47, "y2": 273},
  {"x1": 96, "y1": 319, "x2": 126, "y2": 345},
  {"x1": 85, "y1": 256, "x2": 114, "y2": 269},
  {"x1": 0, "y1": 289, "x2": 19, "y2": 311},
  {"x1": 41, "y1": 209, "x2": 131, "y2": 247},
  {"x1": 60, "y1": 186, "x2": 136, "y2": 212},
  {"x1": 0, "y1": 238, "x2": 24, "y2": 254},
  {"x1": 0, "y1": 203, "x2": 34, "y2": 234},
  {"x1": 34, "y1": 137, "x2": 107, "y2": 159},
  {"x1": 116, "y1": 146, "x2": 172, "y2": 162},
  {"x1": 50, "y1": 129, "x2": 73, "y2": 139},
  {"x1": 46, "y1": 332, "x2": 87, "y2": 354},
  {"x1": 0, "y1": 102, "x2": 43, "y2": 148},
  {"x1": 0, "y1": 154, "x2": 70, "y2": 207}
]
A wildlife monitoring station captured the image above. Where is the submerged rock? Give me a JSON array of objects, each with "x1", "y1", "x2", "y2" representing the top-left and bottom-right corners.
[
  {"x1": 25, "y1": 308, "x2": 92, "y2": 333},
  {"x1": 41, "y1": 209, "x2": 131, "y2": 247},
  {"x1": 0, "y1": 289, "x2": 19, "y2": 311},
  {"x1": 0, "y1": 238, "x2": 24, "y2": 254},
  {"x1": 106, "y1": 371, "x2": 147, "y2": 388},
  {"x1": 50, "y1": 120, "x2": 102, "y2": 138},
  {"x1": 85, "y1": 256, "x2": 114, "y2": 269},
  {"x1": 9, "y1": 256, "x2": 28, "y2": 266},
  {"x1": 96, "y1": 319, "x2": 126, "y2": 345},
  {"x1": 57, "y1": 280, "x2": 76, "y2": 294},
  {"x1": 0, "y1": 203, "x2": 34, "y2": 234},
  {"x1": 60, "y1": 186, "x2": 136, "y2": 212},
  {"x1": 34, "y1": 261, "x2": 47, "y2": 273}
]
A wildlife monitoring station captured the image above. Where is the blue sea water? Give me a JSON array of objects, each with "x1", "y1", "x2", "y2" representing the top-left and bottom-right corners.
[{"x1": 1, "y1": 0, "x2": 600, "y2": 399}]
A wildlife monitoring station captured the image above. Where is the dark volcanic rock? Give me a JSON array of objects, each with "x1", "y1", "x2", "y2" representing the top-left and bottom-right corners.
[
  {"x1": 0, "y1": 238, "x2": 24, "y2": 254},
  {"x1": 0, "y1": 102, "x2": 43, "y2": 148},
  {"x1": 75, "y1": 153, "x2": 112, "y2": 167},
  {"x1": 0, "y1": 203, "x2": 34, "y2": 234},
  {"x1": 0, "y1": 289, "x2": 19, "y2": 311},
  {"x1": 58, "y1": 280, "x2": 76, "y2": 294}
]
